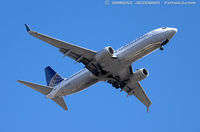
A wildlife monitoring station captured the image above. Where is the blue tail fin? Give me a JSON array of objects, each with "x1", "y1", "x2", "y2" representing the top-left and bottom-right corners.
[{"x1": 45, "y1": 66, "x2": 64, "y2": 87}]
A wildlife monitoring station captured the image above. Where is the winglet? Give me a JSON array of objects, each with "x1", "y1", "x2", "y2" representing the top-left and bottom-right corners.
[
  {"x1": 147, "y1": 106, "x2": 150, "y2": 112},
  {"x1": 25, "y1": 24, "x2": 31, "y2": 32}
]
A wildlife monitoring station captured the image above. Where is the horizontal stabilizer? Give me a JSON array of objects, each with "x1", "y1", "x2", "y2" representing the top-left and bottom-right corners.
[
  {"x1": 52, "y1": 97, "x2": 68, "y2": 110},
  {"x1": 18, "y1": 80, "x2": 68, "y2": 110},
  {"x1": 18, "y1": 80, "x2": 53, "y2": 95}
]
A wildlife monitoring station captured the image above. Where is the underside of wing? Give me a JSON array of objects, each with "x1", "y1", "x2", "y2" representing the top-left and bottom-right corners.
[
  {"x1": 124, "y1": 82, "x2": 152, "y2": 111},
  {"x1": 25, "y1": 24, "x2": 97, "y2": 65},
  {"x1": 106, "y1": 65, "x2": 151, "y2": 111}
]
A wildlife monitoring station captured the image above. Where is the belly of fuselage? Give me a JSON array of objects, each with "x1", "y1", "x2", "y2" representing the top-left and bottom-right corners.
[
  {"x1": 118, "y1": 38, "x2": 161, "y2": 64},
  {"x1": 57, "y1": 70, "x2": 99, "y2": 96}
]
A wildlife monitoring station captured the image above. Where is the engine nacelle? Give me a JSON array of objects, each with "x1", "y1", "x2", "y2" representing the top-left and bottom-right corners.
[
  {"x1": 130, "y1": 68, "x2": 149, "y2": 82},
  {"x1": 95, "y1": 46, "x2": 115, "y2": 62}
]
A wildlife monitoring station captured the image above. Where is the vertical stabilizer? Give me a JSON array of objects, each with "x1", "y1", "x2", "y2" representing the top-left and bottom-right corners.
[{"x1": 45, "y1": 66, "x2": 64, "y2": 87}]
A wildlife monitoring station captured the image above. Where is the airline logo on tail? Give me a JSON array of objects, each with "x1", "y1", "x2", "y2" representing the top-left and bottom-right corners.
[
  {"x1": 49, "y1": 73, "x2": 64, "y2": 87},
  {"x1": 45, "y1": 66, "x2": 64, "y2": 87}
]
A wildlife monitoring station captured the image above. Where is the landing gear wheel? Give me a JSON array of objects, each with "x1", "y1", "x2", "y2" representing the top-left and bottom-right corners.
[
  {"x1": 160, "y1": 46, "x2": 164, "y2": 51},
  {"x1": 120, "y1": 82, "x2": 126, "y2": 88},
  {"x1": 112, "y1": 83, "x2": 120, "y2": 89},
  {"x1": 160, "y1": 39, "x2": 169, "y2": 51}
]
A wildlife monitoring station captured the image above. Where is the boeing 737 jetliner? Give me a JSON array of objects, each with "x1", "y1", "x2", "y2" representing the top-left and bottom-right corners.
[{"x1": 18, "y1": 25, "x2": 177, "y2": 111}]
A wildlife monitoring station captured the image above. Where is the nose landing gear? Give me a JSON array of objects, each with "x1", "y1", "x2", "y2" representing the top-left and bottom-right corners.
[
  {"x1": 160, "y1": 39, "x2": 169, "y2": 51},
  {"x1": 160, "y1": 45, "x2": 164, "y2": 51}
]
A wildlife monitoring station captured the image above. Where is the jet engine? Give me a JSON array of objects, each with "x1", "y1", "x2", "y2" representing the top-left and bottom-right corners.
[
  {"x1": 130, "y1": 68, "x2": 149, "y2": 82},
  {"x1": 95, "y1": 46, "x2": 115, "y2": 62}
]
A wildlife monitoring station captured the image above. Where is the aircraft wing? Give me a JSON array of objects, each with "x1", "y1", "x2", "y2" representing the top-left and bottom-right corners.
[
  {"x1": 25, "y1": 24, "x2": 97, "y2": 65},
  {"x1": 123, "y1": 81, "x2": 152, "y2": 111},
  {"x1": 106, "y1": 65, "x2": 151, "y2": 111}
]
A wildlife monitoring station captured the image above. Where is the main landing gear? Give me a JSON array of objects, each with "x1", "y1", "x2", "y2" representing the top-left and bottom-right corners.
[
  {"x1": 160, "y1": 39, "x2": 169, "y2": 51},
  {"x1": 107, "y1": 75, "x2": 128, "y2": 89},
  {"x1": 111, "y1": 81, "x2": 126, "y2": 89}
]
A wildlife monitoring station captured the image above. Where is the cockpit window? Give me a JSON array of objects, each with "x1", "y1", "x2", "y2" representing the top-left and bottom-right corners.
[{"x1": 162, "y1": 27, "x2": 167, "y2": 29}]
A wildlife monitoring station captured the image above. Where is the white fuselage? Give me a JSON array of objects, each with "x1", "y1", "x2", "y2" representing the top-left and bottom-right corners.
[{"x1": 47, "y1": 27, "x2": 177, "y2": 99}]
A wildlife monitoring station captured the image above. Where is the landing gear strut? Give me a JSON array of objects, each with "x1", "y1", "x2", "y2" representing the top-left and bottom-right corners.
[
  {"x1": 160, "y1": 39, "x2": 169, "y2": 51},
  {"x1": 107, "y1": 76, "x2": 128, "y2": 89}
]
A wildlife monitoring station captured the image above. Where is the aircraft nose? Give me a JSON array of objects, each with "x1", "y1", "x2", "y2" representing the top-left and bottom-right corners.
[
  {"x1": 167, "y1": 28, "x2": 177, "y2": 40},
  {"x1": 171, "y1": 28, "x2": 178, "y2": 34}
]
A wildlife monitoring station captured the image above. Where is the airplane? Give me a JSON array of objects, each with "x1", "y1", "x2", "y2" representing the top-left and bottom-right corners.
[{"x1": 18, "y1": 25, "x2": 177, "y2": 111}]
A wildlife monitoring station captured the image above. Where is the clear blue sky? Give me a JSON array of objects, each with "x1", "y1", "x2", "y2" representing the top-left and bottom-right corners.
[{"x1": 1, "y1": 0, "x2": 200, "y2": 132}]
